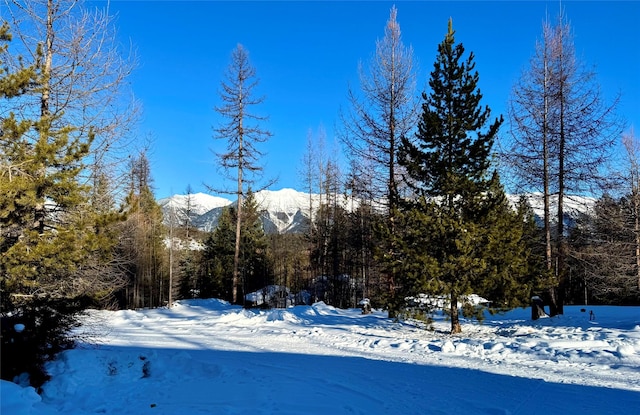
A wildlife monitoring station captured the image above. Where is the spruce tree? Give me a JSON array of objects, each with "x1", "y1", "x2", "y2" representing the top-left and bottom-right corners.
[
  {"x1": 398, "y1": 20, "x2": 510, "y2": 333},
  {"x1": 200, "y1": 207, "x2": 235, "y2": 300},
  {"x1": 475, "y1": 172, "x2": 535, "y2": 311},
  {"x1": 198, "y1": 191, "x2": 271, "y2": 304},
  {"x1": 239, "y1": 190, "x2": 271, "y2": 297}
]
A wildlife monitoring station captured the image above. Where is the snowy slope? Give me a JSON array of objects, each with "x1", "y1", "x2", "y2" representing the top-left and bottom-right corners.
[
  {"x1": 160, "y1": 188, "x2": 359, "y2": 234},
  {"x1": 159, "y1": 192, "x2": 232, "y2": 215},
  {"x1": 158, "y1": 192, "x2": 232, "y2": 232},
  {"x1": 3, "y1": 301, "x2": 639, "y2": 414},
  {"x1": 160, "y1": 188, "x2": 595, "y2": 235},
  {"x1": 507, "y1": 193, "x2": 596, "y2": 224}
]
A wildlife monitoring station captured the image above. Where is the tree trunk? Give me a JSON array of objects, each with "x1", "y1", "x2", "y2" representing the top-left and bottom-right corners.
[
  {"x1": 450, "y1": 289, "x2": 461, "y2": 334},
  {"x1": 636, "y1": 191, "x2": 640, "y2": 290},
  {"x1": 233, "y1": 178, "x2": 243, "y2": 305},
  {"x1": 553, "y1": 39, "x2": 567, "y2": 316}
]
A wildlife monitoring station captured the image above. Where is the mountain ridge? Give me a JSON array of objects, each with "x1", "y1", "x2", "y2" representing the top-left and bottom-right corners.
[{"x1": 159, "y1": 188, "x2": 596, "y2": 235}]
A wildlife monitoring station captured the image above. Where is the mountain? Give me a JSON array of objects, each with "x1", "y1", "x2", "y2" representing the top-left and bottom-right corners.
[
  {"x1": 507, "y1": 193, "x2": 596, "y2": 228},
  {"x1": 159, "y1": 188, "x2": 596, "y2": 235},
  {"x1": 158, "y1": 193, "x2": 232, "y2": 232},
  {"x1": 159, "y1": 189, "x2": 327, "y2": 234}
]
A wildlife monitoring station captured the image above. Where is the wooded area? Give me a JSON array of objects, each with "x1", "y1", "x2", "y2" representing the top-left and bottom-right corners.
[{"x1": 1, "y1": 1, "x2": 636, "y2": 386}]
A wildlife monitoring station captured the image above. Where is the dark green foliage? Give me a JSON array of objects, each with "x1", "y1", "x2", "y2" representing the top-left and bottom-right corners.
[
  {"x1": 198, "y1": 191, "x2": 272, "y2": 303},
  {"x1": 397, "y1": 20, "x2": 529, "y2": 332},
  {"x1": 1, "y1": 22, "x2": 115, "y2": 385},
  {"x1": 1, "y1": 296, "x2": 92, "y2": 387},
  {"x1": 401, "y1": 20, "x2": 499, "y2": 203},
  {"x1": 178, "y1": 250, "x2": 201, "y2": 299},
  {"x1": 240, "y1": 191, "x2": 271, "y2": 296},
  {"x1": 474, "y1": 173, "x2": 536, "y2": 310},
  {"x1": 199, "y1": 207, "x2": 236, "y2": 299}
]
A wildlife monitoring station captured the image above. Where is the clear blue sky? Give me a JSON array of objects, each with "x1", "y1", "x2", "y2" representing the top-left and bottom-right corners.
[{"x1": 96, "y1": 1, "x2": 640, "y2": 199}]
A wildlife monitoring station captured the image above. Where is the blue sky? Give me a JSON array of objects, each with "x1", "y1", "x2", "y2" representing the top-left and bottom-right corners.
[{"x1": 96, "y1": 1, "x2": 640, "y2": 199}]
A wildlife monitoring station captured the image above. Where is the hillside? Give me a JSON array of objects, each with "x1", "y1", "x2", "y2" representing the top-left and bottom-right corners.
[
  {"x1": 158, "y1": 188, "x2": 357, "y2": 234},
  {"x1": 159, "y1": 188, "x2": 596, "y2": 235}
]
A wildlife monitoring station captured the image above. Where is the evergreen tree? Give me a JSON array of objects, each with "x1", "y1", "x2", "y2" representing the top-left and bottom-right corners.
[
  {"x1": 475, "y1": 172, "x2": 536, "y2": 311},
  {"x1": 178, "y1": 249, "x2": 200, "y2": 300},
  {"x1": 199, "y1": 207, "x2": 235, "y2": 300},
  {"x1": 239, "y1": 190, "x2": 271, "y2": 297},
  {"x1": 1, "y1": 22, "x2": 121, "y2": 385},
  {"x1": 198, "y1": 191, "x2": 272, "y2": 303},
  {"x1": 1, "y1": 22, "x2": 94, "y2": 302},
  {"x1": 398, "y1": 20, "x2": 518, "y2": 333}
]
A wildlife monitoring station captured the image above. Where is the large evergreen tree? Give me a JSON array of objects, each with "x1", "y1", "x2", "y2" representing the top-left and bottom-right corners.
[
  {"x1": 1, "y1": 21, "x2": 99, "y2": 305},
  {"x1": 1, "y1": 22, "x2": 123, "y2": 385},
  {"x1": 398, "y1": 20, "x2": 525, "y2": 333}
]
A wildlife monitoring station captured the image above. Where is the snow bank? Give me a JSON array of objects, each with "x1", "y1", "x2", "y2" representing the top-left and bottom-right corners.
[{"x1": 2, "y1": 302, "x2": 639, "y2": 415}]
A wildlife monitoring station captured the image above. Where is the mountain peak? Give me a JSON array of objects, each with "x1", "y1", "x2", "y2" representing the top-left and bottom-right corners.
[{"x1": 159, "y1": 188, "x2": 596, "y2": 235}]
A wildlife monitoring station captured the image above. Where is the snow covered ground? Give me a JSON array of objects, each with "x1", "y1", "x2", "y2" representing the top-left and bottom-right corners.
[{"x1": 2, "y1": 300, "x2": 640, "y2": 414}]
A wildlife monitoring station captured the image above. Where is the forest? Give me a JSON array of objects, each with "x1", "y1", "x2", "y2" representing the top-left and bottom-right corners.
[{"x1": 1, "y1": 1, "x2": 637, "y2": 386}]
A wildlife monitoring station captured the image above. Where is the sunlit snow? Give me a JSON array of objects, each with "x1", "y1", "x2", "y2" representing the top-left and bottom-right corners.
[{"x1": 2, "y1": 300, "x2": 639, "y2": 414}]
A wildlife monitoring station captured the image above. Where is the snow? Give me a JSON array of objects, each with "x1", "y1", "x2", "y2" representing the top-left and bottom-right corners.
[
  {"x1": 159, "y1": 189, "x2": 596, "y2": 236},
  {"x1": 2, "y1": 301, "x2": 639, "y2": 414},
  {"x1": 507, "y1": 192, "x2": 596, "y2": 222},
  {"x1": 158, "y1": 192, "x2": 232, "y2": 216},
  {"x1": 160, "y1": 188, "x2": 364, "y2": 234}
]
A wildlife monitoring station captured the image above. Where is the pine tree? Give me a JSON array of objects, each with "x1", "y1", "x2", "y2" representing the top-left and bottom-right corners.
[
  {"x1": 199, "y1": 207, "x2": 235, "y2": 300},
  {"x1": 1, "y1": 22, "x2": 119, "y2": 385},
  {"x1": 198, "y1": 191, "x2": 271, "y2": 304},
  {"x1": 475, "y1": 172, "x2": 535, "y2": 311},
  {"x1": 398, "y1": 19, "x2": 508, "y2": 333},
  {"x1": 1, "y1": 21, "x2": 94, "y2": 303},
  {"x1": 3, "y1": 0, "x2": 139, "y2": 192}
]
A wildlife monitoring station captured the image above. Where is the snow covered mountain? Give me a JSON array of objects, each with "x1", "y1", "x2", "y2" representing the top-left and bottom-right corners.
[
  {"x1": 159, "y1": 189, "x2": 329, "y2": 234},
  {"x1": 159, "y1": 188, "x2": 596, "y2": 235},
  {"x1": 158, "y1": 193, "x2": 232, "y2": 232}
]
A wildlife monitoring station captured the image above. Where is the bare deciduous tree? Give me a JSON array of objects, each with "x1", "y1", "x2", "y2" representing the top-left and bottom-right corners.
[
  {"x1": 502, "y1": 10, "x2": 622, "y2": 315},
  {"x1": 212, "y1": 44, "x2": 272, "y2": 304},
  {"x1": 623, "y1": 127, "x2": 640, "y2": 291},
  {"x1": 339, "y1": 5, "x2": 418, "y2": 210},
  {"x1": 2, "y1": 0, "x2": 139, "y2": 192},
  {"x1": 339, "y1": 6, "x2": 418, "y2": 313}
]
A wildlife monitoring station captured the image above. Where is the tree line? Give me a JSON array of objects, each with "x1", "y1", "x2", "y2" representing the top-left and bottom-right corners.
[{"x1": 0, "y1": 1, "x2": 635, "y2": 386}]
